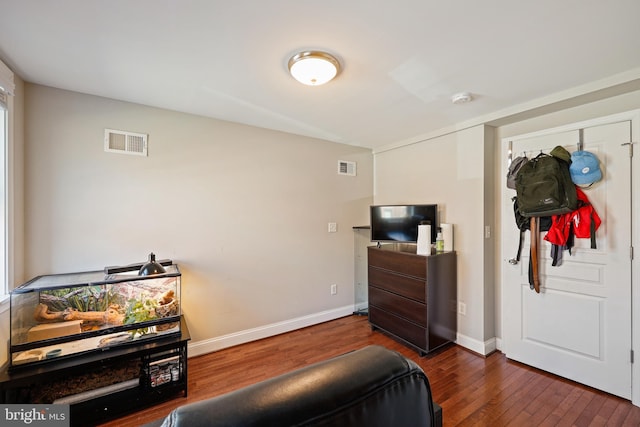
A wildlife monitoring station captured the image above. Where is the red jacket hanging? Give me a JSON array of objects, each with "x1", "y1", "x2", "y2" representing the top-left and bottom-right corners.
[{"x1": 544, "y1": 187, "x2": 601, "y2": 249}]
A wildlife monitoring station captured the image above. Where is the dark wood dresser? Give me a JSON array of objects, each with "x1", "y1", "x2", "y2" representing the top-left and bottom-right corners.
[{"x1": 367, "y1": 244, "x2": 457, "y2": 355}]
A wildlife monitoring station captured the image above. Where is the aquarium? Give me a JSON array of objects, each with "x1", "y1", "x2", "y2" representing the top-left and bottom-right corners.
[{"x1": 9, "y1": 263, "x2": 181, "y2": 368}]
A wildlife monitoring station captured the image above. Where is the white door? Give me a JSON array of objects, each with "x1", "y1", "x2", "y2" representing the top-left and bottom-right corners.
[{"x1": 502, "y1": 120, "x2": 632, "y2": 399}]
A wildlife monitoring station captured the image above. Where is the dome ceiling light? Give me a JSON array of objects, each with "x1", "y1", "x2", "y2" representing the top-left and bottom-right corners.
[{"x1": 288, "y1": 51, "x2": 340, "y2": 86}]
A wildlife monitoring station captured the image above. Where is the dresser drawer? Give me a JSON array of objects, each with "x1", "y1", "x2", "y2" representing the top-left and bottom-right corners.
[
  {"x1": 368, "y1": 247, "x2": 426, "y2": 279},
  {"x1": 368, "y1": 267, "x2": 426, "y2": 302},
  {"x1": 369, "y1": 286, "x2": 426, "y2": 325},
  {"x1": 369, "y1": 306, "x2": 427, "y2": 351}
]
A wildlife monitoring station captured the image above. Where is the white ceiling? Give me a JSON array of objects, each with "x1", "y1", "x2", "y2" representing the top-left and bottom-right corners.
[{"x1": 1, "y1": 1, "x2": 640, "y2": 150}]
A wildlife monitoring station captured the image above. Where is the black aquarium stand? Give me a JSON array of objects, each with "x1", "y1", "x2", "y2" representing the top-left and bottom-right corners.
[{"x1": 0, "y1": 316, "x2": 190, "y2": 427}]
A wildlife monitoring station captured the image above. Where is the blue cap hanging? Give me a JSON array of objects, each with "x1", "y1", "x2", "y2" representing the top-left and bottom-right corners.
[{"x1": 570, "y1": 151, "x2": 602, "y2": 185}]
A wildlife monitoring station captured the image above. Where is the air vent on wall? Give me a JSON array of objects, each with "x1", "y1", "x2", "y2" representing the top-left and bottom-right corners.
[
  {"x1": 104, "y1": 129, "x2": 148, "y2": 156},
  {"x1": 338, "y1": 160, "x2": 356, "y2": 176}
]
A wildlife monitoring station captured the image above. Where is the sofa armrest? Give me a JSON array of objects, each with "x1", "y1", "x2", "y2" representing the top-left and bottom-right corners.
[{"x1": 150, "y1": 345, "x2": 440, "y2": 427}]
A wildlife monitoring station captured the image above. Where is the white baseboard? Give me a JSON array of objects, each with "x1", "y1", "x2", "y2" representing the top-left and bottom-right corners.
[
  {"x1": 456, "y1": 332, "x2": 498, "y2": 356},
  {"x1": 188, "y1": 305, "x2": 355, "y2": 358},
  {"x1": 354, "y1": 301, "x2": 368, "y2": 312},
  {"x1": 188, "y1": 307, "x2": 500, "y2": 359}
]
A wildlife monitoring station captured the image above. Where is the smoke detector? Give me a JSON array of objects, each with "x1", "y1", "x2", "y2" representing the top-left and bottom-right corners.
[{"x1": 451, "y1": 92, "x2": 473, "y2": 104}]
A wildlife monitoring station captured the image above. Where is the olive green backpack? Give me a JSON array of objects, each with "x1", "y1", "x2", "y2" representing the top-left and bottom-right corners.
[{"x1": 515, "y1": 147, "x2": 578, "y2": 217}]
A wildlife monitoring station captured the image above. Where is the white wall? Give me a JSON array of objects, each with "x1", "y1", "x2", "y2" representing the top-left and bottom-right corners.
[
  {"x1": 0, "y1": 84, "x2": 373, "y2": 363},
  {"x1": 373, "y1": 125, "x2": 495, "y2": 353}
]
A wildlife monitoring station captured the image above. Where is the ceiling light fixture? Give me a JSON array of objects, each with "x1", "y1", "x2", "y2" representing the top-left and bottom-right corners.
[
  {"x1": 451, "y1": 92, "x2": 473, "y2": 104},
  {"x1": 288, "y1": 51, "x2": 340, "y2": 86}
]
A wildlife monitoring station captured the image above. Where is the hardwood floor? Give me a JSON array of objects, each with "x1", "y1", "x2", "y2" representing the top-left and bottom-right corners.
[{"x1": 98, "y1": 315, "x2": 640, "y2": 426}]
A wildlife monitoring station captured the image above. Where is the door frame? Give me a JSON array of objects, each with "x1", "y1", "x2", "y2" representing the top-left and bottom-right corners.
[{"x1": 499, "y1": 109, "x2": 640, "y2": 406}]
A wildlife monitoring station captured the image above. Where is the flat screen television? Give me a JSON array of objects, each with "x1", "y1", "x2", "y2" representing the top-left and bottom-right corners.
[{"x1": 370, "y1": 204, "x2": 438, "y2": 243}]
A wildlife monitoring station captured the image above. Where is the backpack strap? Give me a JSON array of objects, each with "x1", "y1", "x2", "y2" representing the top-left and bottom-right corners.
[
  {"x1": 528, "y1": 253, "x2": 534, "y2": 290},
  {"x1": 530, "y1": 217, "x2": 541, "y2": 293},
  {"x1": 567, "y1": 221, "x2": 575, "y2": 255},
  {"x1": 551, "y1": 244, "x2": 563, "y2": 266},
  {"x1": 590, "y1": 210, "x2": 597, "y2": 249},
  {"x1": 516, "y1": 229, "x2": 524, "y2": 262}
]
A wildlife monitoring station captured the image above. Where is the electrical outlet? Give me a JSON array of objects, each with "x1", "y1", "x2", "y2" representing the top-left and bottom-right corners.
[
  {"x1": 331, "y1": 284, "x2": 337, "y2": 295},
  {"x1": 458, "y1": 302, "x2": 467, "y2": 316},
  {"x1": 328, "y1": 222, "x2": 337, "y2": 233}
]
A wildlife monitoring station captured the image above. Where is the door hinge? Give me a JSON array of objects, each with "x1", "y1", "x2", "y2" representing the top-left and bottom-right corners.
[
  {"x1": 632, "y1": 246, "x2": 635, "y2": 261},
  {"x1": 631, "y1": 349, "x2": 635, "y2": 364}
]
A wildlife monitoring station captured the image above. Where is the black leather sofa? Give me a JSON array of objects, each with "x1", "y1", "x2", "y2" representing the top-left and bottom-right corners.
[{"x1": 144, "y1": 345, "x2": 442, "y2": 427}]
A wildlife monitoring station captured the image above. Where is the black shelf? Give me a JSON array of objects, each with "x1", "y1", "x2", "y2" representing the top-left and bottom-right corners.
[{"x1": 0, "y1": 316, "x2": 190, "y2": 427}]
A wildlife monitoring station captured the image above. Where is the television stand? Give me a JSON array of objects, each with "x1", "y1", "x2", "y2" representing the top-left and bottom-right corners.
[{"x1": 367, "y1": 245, "x2": 456, "y2": 355}]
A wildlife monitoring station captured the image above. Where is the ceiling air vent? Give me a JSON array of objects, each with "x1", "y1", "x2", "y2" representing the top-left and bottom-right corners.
[
  {"x1": 104, "y1": 129, "x2": 148, "y2": 156},
  {"x1": 338, "y1": 160, "x2": 356, "y2": 176}
]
